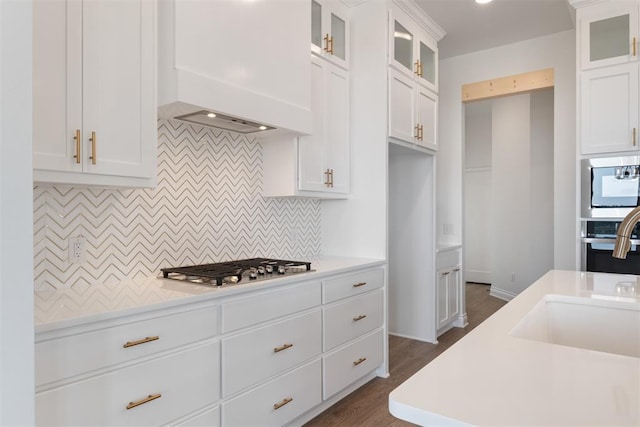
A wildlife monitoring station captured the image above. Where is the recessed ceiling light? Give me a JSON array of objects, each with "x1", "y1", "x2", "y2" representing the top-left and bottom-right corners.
[
  {"x1": 258, "y1": 125, "x2": 268, "y2": 131},
  {"x1": 476, "y1": 0, "x2": 493, "y2": 3},
  {"x1": 207, "y1": 112, "x2": 216, "y2": 118}
]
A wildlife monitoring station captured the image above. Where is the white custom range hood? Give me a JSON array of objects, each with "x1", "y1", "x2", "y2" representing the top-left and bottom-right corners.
[{"x1": 157, "y1": 0, "x2": 312, "y2": 136}]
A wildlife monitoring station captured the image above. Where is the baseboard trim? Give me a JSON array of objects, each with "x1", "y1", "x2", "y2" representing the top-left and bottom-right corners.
[
  {"x1": 489, "y1": 286, "x2": 517, "y2": 301},
  {"x1": 465, "y1": 269, "x2": 491, "y2": 284},
  {"x1": 389, "y1": 331, "x2": 438, "y2": 345}
]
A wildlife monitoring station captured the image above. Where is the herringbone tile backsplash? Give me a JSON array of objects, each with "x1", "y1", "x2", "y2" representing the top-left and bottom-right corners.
[{"x1": 33, "y1": 119, "x2": 321, "y2": 290}]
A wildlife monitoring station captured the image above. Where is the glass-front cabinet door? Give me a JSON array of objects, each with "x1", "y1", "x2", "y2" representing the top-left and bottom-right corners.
[
  {"x1": 310, "y1": 0, "x2": 349, "y2": 69},
  {"x1": 579, "y1": 0, "x2": 639, "y2": 69},
  {"x1": 389, "y1": 8, "x2": 438, "y2": 93}
]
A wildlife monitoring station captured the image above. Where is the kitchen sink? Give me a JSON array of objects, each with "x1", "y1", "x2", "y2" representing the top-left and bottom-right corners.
[{"x1": 510, "y1": 294, "x2": 640, "y2": 358}]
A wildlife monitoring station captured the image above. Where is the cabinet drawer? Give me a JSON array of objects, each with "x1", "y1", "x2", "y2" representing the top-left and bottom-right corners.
[
  {"x1": 222, "y1": 310, "x2": 321, "y2": 397},
  {"x1": 221, "y1": 281, "x2": 321, "y2": 333},
  {"x1": 36, "y1": 305, "x2": 218, "y2": 387},
  {"x1": 323, "y1": 268, "x2": 384, "y2": 303},
  {"x1": 323, "y1": 290, "x2": 384, "y2": 351},
  {"x1": 323, "y1": 329, "x2": 384, "y2": 400},
  {"x1": 436, "y1": 249, "x2": 460, "y2": 269},
  {"x1": 176, "y1": 405, "x2": 220, "y2": 427},
  {"x1": 36, "y1": 340, "x2": 220, "y2": 426},
  {"x1": 222, "y1": 359, "x2": 322, "y2": 427}
]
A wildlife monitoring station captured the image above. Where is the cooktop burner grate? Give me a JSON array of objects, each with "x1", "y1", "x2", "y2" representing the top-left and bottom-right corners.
[{"x1": 161, "y1": 257, "x2": 312, "y2": 286}]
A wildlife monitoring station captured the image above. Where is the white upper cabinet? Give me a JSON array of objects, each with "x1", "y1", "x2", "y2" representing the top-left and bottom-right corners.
[
  {"x1": 158, "y1": 0, "x2": 312, "y2": 135},
  {"x1": 263, "y1": 55, "x2": 349, "y2": 198},
  {"x1": 311, "y1": 0, "x2": 350, "y2": 70},
  {"x1": 581, "y1": 63, "x2": 639, "y2": 154},
  {"x1": 33, "y1": 0, "x2": 157, "y2": 188},
  {"x1": 389, "y1": 7, "x2": 438, "y2": 93},
  {"x1": 578, "y1": 0, "x2": 639, "y2": 70}
]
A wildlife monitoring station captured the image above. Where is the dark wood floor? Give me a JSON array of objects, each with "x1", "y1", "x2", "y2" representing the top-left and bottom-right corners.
[{"x1": 304, "y1": 283, "x2": 507, "y2": 427}]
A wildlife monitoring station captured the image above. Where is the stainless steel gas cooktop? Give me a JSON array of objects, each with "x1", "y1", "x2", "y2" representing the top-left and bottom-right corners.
[{"x1": 161, "y1": 258, "x2": 313, "y2": 287}]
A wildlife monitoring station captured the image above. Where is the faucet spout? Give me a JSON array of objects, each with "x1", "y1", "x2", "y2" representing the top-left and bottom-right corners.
[{"x1": 613, "y1": 206, "x2": 640, "y2": 259}]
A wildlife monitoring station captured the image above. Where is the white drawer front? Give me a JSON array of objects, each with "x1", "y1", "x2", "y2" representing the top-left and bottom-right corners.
[
  {"x1": 323, "y1": 329, "x2": 384, "y2": 400},
  {"x1": 221, "y1": 281, "x2": 321, "y2": 333},
  {"x1": 176, "y1": 405, "x2": 220, "y2": 427},
  {"x1": 323, "y1": 290, "x2": 384, "y2": 351},
  {"x1": 222, "y1": 310, "x2": 321, "y2": 397},
  {"x1": 323, "y1": 268, "x2": 384, "y2": 304},
  {"x1": 36, "y1": 305, "x2": 218, "y2": 387},
  {"x1": 222, "y1": 359, "x2": 322, "y2": 427},
  {"x1": 436, "y1": 249, "x2": 461, "y2": 269},
  {"x1": 36, "y1": 340, "x2": 220, "y2": 426}
]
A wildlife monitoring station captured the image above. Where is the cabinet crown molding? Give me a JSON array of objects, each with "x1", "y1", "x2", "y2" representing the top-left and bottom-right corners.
[
  {"x1": 568, "y1": 0, "x2": 611, "y2": 9},
  {"x1": 392, "y1": 0, "x2": 446, "y2": 41}
]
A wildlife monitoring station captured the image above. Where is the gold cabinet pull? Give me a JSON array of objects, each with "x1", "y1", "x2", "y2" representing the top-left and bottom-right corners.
[
  {"x1": 273, "y1": 397, "x2": 293, "y2": 410},
  {"x1": 414, "y1": 60, "x2": 420, "y2": 76},
  {"x1": 353, "y1": 357, "x2": 367, "y2": 366},
  {"x1": 352, "y1": 282, "x2": 367, "y2": 288},
  {"x1": 329, "y1": 168, "x2": 334, "y2": 188},
  {"x1": 73, "y1": 129, "x2": 81, "y2": 163},
  {"x1": 352, "y1": 314, "x2": 367, "y2": 322},
  {"x1": 634, "y1": 37, "x2": 637, "y2": 56},
  {"x1": 441, "y1": 271, "x2": 450, "y2": 276},
  {"x1": 273, "y1": 343, "x2": 293, "y2": 353},
  {"x1": 418, "y1": 61, "x2": 424, "y2": 78},
  {"x1": 126, "y1": 393, "x2": 161, "y2": 410},
  {"x1": 634, "y1": 128, "x2": 637, "y2": 146},
  {"x1": 89, "y1": 131, "x2": 97, "y2": 165},
  {"x1": 324, "y1": 168, "x2": 332, "y2": 187},
  {"x1": 414, "y1": 124, "x2": 420, "y2": 139},
  {"x1": 418, "y1": 124, "x2": 424, "y2": 141},
  {"x1": 123, "y1": 336, "x2": 159, "y2": 348},
  {"x1": 323, "y1": 34, "x2": 333, "y2": 55}
]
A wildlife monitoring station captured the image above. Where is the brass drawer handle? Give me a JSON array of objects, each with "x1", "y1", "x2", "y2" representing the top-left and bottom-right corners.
[
  {"x1": 353, "y1": 357, "x2": 367, "y2": 366},
  {"x1": 126, "y1": 393, "x2": 161, "y2": 410},
  {"x1": 441, "y1": 271, "x2": 450, "y2": 276},
  {"x1": 123, "y1": 336, "x2": 159, "y2": 348},
  {"x1": 352, "y1": 282, "x2": 367, "y2": 288},
  {"x1": 273, "y1": 343, "x2": 293, "y2": 353},
  {"x1": 353, "y1": 314, "x2": 367, "y2": 322},
  {"x1": 273, "y1": 397, "x2": 293, "y2": 410}
]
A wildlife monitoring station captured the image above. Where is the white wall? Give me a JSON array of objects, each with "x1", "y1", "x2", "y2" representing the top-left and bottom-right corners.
[
  {"x1": 438, "y1": 30, "x2": 577, "y2": 282},
  {"x1": 0, "y1": 0, "x2": 35, "y2": 423}
]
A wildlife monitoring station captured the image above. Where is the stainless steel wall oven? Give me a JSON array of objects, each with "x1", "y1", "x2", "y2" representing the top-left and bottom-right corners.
[{"x1": 582, "y1": 156, "x2": 640, "y2": 219}]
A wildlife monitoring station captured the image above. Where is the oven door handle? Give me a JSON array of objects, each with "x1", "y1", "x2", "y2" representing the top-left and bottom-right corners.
[{"x1": 581, "y1": 237, "x2": 640, "y2": 245}]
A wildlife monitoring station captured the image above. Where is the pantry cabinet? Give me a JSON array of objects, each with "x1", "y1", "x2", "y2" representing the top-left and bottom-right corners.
[
  {"x1": 263, "y1": 55, "x2": 350, "y2": 198},
  {"x1": 311, "y1": 0, "x2": 350, "y2": 70},
  {"x1": 32, "y1": 0, "x2": 157, "y2": 187}
]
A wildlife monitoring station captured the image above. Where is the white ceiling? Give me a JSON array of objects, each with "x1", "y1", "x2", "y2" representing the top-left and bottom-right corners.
[{"x1": 415, "y1": 0, "x2": 576, "y2": 59}]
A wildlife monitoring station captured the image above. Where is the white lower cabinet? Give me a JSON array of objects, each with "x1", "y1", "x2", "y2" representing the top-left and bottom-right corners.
[
  {"x1": 222, "y1": 310, "x2": 322, "y2": 397},
  {"x1": 36, "y1": 340, "x2": 220, "y2": 426},
  {"x1": 436, "y1": 248, "x2": 462, "y2": 334},
  {"x1": 176, "y1": 406, "x2": 220, "y2": 427},
  {"x1": 323, "y1": 290, "x2": 384, "y2": 351},
  {"x1": 323, "y1": 329, "x2": 384, "y2": 400},
  {"x1": 222, "y1": 359, "x2": 322, "y2": 427}
]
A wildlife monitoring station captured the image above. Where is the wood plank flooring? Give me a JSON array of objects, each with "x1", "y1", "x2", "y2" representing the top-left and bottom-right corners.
[{"x1": 304, "y1": 283, "x2": 507, "y2": 427}]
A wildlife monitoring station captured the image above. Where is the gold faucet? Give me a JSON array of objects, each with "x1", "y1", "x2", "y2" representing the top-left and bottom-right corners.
[{"x1": 613, "y1": 206, "x2": 640, "y2": 259}]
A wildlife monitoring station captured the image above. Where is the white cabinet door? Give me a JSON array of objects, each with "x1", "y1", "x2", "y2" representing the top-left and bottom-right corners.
[
  {"x1": 389, "y1": 67, "x2": 416, "y2": 143},
  {"x1": 581, "y1": 63, "x2": 639, "y2": 154},
  {"x1": 33, "y1": 0, "x2": 82, "y2": 173},
  {"x1": 579, "y1": 0, "x2": 639, "y2": 70},
  {"x1": 416, "y1": 85, "x2": 437, "y2": 150},
  {"x1": 311, "y1": 0, "x2": 349, "y2": 70},
  {"x1": 33, "y1": 0, "x2": 157, "y2": 186},
  {"x1": 82, "y1": 0, "x2": 156, "y2": 179},
  {"x1": 436, "y1": 269, "x2": 450, "y2": 330},
  {"x1": 299, "y1": 55, "x2": 349, "y2": 194}
]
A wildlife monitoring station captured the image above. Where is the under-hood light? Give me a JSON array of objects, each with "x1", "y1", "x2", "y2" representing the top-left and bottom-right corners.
[{"x1": 174, "y1": 110, "x2": 275, "y2": 134}]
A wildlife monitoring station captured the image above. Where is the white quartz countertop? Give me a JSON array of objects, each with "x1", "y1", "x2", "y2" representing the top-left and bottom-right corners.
[
  {"x1": 389, "y1": 270, "x2": 640, "y2": 426},
  {"x1": 34, "y1": 256, "x2": 385, "y2": 333}
]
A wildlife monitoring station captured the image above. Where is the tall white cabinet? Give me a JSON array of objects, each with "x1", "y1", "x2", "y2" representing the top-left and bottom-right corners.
[
  {"x1": 574, "y1": 0, "x2": 640, "y2": 155},
  {"x1": 33, "y1": 0, "x2": 157, "y2": 187}
]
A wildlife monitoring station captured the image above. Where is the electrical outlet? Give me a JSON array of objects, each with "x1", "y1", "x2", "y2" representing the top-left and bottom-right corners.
[{"x1": 68, "y1": 237, "x2": 86, "y2": 263}]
